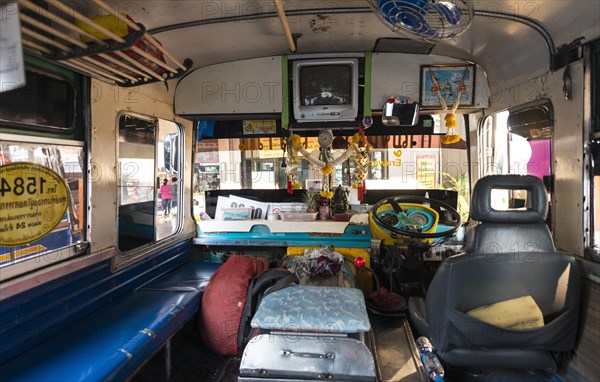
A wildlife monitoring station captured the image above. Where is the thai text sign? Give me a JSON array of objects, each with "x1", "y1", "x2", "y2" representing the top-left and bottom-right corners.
[{"x1": 0, "y1": 163, "x2": 69, "y2": 246}]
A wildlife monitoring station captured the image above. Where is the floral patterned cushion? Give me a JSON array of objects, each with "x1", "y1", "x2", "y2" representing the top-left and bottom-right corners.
[{"x1": 251, "y1": 285, "x2": 371, "y2": 333}]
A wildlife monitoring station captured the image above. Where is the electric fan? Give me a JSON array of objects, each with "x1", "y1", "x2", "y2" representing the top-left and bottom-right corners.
[{"x1": 368, "y1": 0, "x2": 474, "y2": 40}]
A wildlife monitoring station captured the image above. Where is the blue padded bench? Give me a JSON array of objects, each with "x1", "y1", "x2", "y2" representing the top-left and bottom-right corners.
[{"x1": 0, "y1": 260, "x2": 221, "y2": 382}]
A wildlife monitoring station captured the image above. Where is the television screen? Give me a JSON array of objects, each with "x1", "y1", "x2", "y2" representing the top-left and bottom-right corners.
[
  {"x1": 293, "y1": 58, "x2": 358, "y2": 123},
  {"x1": 299, "y1": 65, "x2": 352, "y2": 106}
]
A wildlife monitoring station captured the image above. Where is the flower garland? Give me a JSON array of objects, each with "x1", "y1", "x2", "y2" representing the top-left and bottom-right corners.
[
  {"x1": 351, "y1": 127, "x2": 369, "y2": 202},
  {"x1": 429, "y1": 66, "x2": 467, "y2": 144},
  {"x1": 285, "y1": 138, "x2": 302, "y2": 193},
  {"x1": 288, "y1": 133, "x2": 366, "y2": 199}
]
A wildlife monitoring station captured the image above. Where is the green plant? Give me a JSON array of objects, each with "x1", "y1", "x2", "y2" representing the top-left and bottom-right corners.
[
  {"x1": 302, "y1": 191, "x2": 320, "y2": 213},
  {"x1": 440, "y1": 172, "x2": 470, "y2": 223}
]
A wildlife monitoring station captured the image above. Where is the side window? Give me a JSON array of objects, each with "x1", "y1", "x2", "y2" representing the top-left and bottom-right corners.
[
  {"x1": 478, "y1": 100, "x2": 553, "y2": 222},
  {"x1": 0, "y1": 68, "x2": 76, "y2": 132},
  {"x1": 116, "y1": 114, "x2": 182, "y2": 255},
  {"x1": 0, "y1": 138, "x2": 85, "y2": 281},
  {"x1": 0, "y1": 64, "x2": 84, "y2": 281}
]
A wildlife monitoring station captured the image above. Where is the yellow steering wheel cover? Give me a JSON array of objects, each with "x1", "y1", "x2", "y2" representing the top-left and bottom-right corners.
[{"x1": 369, "y1": 202, "x2": 439, "y2": 245}]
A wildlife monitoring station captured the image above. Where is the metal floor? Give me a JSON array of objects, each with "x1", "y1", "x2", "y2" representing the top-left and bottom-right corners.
[
  {"x1": 131, "y1": 319, "x2": 239, "y2": 382},
  {"x1": 131, "y1": 315, "x2": 566, "y2": 382}
]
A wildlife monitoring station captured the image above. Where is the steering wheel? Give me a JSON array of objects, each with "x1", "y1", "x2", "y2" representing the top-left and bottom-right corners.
[{"x1": 370, "y1": 195, "x2": 462, "y2": 239}]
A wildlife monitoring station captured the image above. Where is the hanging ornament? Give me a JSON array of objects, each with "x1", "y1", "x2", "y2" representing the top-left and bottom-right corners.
[
  {"x1": 281, "y1": 141, "x2": 287, "y2": 169},
  {"x1": 320, "y1": 165, "x2": 334, "y2": 175},
  {"x1": 430, "y1": 66, "x2": 467, "y2": 144},
  {"x1": 287, "y1": 132, "x2": 370, "y2": 200},
  {"x1": 285, "y1": 137, "x2": 301, "y2": 193},
  {"x1": 362, "y1": 116, "x2": 374, "y2": 130},
  {"x1": 350, "y1": 126, "x2": 370, "y2": 202},
  {"x1": 357, "y1": 184, "x2": 366, "y2": 203},
  {"x1": 289, "y1": 134, "x2": 359, "y2": 172},
  {"x1": 441, "y1": 113, "x2": 460, "y2": 144}
]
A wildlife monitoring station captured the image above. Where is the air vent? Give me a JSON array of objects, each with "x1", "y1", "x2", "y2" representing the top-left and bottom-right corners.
[{"x1": 373, "y1": 38, "x2": 435, "y2": 54}]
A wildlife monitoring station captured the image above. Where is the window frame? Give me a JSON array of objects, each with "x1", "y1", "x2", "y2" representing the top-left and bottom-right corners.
[
  {"x1": 113, "y1": 112, "x2": 184, "y2": 268},
  {"x1": 0, "y1": 63, "x2": 78, "y2": 134},
  {"x1": 585, "y1": 40, "x2": 600, "y2": 262},
  {"x1": 0, "y1": 133, "x2": 88, "y2": 282},
  {"x1": 478, "y1": 105, "x2": 554, "y2": 227},
  {"x1": 192, "y1": 123, "x2": 471, "y2": 221}
]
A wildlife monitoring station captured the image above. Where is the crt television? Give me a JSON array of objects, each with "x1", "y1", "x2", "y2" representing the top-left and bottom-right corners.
[{"x1": 292, "y1": 58, "x2": 359, "y2": 123}]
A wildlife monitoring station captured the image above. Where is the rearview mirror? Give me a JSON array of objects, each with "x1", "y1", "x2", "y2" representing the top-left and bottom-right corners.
[{"x1": 382, "y1": 101, "x2": 420, "y2": 126}]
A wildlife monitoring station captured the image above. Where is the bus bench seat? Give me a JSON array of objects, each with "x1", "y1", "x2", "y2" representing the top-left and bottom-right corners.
[
  {"x1": 141, "y1": 258, "x2": 222, "y2": 292},
  {"x1": 0, "y1": 260, "x2": 221, "y2": 382}
]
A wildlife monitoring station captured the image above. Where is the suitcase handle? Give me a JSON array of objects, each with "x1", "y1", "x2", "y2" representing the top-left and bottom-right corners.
[{"x1": 281, "y1": 350, "x2": 335, "y2": 360}]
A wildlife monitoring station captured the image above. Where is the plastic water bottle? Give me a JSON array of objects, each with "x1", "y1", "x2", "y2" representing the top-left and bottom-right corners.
[
  {"x1": 416, "y1": 337, "x2": 445, "y2": 382},
  {"x1": 421, "y1": 353, "x2": 445, "y2": 382}
]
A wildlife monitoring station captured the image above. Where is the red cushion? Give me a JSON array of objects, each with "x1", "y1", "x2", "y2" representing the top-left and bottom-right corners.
[{"x1": 200, "y1": 255, "x2": 268, "y2": 355}]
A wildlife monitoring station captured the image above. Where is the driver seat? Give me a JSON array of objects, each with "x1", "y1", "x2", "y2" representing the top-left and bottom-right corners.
[{"x1": 408, "y1": 175, "x2": 580, "y2": 372}]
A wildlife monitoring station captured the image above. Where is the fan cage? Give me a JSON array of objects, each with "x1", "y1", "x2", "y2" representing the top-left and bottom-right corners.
[{"x1": 368, "y1": 0, "x2": 474, "y2": 41}]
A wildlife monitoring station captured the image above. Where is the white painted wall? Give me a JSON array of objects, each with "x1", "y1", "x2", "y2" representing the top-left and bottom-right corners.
[
  {"x1": 371, "y1": 53, "x2": 490, "y2": 112},
  {"x1": 90, "y1": 79, "x2": 194, "y2": 257},
  {"x1": 484, "y1": 61, "x2": 585, "y2": 256},
  {"x1": 174, "y1": 56, "x2": 282, "y2": 116}
]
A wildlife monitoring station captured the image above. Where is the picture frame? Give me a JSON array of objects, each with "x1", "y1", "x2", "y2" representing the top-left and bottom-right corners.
[{"x1": 420, "y1": 64, "x2": 475, "y2": 108}]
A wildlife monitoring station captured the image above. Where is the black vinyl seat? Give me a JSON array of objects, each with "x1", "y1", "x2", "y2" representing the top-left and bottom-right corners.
[
  {"x1": 465, "y1": 174, "x2": 556, "y2": 254},
  {"x1": 408, "y1": 175, "x2": 580, "y2": 372}
]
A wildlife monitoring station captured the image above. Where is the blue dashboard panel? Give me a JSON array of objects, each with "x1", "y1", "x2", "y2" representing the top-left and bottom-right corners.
[{"x1": 193, "y1": 224, "x2": 373, "y2": 248}]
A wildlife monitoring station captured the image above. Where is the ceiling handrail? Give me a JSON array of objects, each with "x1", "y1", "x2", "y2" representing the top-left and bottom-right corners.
[{"x1": 273, "y1": 0, "x2": 297, "y2": 53}]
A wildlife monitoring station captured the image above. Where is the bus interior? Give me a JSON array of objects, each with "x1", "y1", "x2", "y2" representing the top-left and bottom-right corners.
[{"x1": 0, "y1": 1, "x2": 599, "y2": 382}]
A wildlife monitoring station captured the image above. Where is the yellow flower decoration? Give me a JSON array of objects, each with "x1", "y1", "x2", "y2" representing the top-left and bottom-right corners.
[
  {"x1": 291, "y1": 134, "x2": 302, "y2": 149},
  {"x1": 445, "y1": 119, "x2": 458, "y2": 128},
  {"x1": 355, "y1": 168, "x2": 366, "y2": 181},
  {"x1": 444, "y1": 113, "x2": 456, "y2": 122},
  {"x1": 441, "y1": 133, "x2": 461, "y2": 144},
  {"x1": 320, "y1": 191, "x2": 334, "y2": 199},
  {"x1": 320, "y1": 165, "x2": 333, "y2": 175},
  {"x1": 349, "y1": 133, "x2": 361, "y2": 144},
  {"x1": 292, "y1": 183, "x2": 302, "y2": 190},
  {"x1": 354, "y1": 155, "x2": 368, "y2": 166}
]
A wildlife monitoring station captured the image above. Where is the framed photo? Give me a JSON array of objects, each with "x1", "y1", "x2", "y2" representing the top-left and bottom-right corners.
[{"x1": 420, "y1": 64, "x2": 475, "y2": 108}]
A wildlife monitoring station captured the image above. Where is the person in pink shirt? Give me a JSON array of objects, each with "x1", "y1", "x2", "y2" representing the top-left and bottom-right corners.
[{"x1": 159, "y1": 178, "x2": 172, "y2": 215}]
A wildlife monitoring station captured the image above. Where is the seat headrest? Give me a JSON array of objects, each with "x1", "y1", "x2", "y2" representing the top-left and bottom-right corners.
[{"x1": 470, "y1": 175, "x2": 548, "y2": 223}]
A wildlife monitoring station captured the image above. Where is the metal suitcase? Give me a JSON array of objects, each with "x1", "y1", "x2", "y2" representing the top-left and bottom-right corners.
[{"x1": 239, "y1": 333, "x2": 376, "y2": 381}]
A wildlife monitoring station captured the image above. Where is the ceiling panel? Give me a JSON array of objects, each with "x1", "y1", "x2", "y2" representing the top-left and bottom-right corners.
[
  {"x1": 41, "y1": 1, "x2": 600, "y2": 86},
  {"x1": 112, "y1": 0, "x2": 371, "y2": 30}
]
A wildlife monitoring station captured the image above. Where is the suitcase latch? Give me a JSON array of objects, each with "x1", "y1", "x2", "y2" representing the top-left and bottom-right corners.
[{"x1": 281, "y1": 350, "x2": 335, "y2": 360}]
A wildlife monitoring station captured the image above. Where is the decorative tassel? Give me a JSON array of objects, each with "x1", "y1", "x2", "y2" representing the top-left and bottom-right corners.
[{"x1": 358, "y1": 183, "x2": 365, "y2": 203}]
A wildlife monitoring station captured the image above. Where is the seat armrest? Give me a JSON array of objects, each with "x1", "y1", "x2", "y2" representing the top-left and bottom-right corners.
[{"x1": 408, "y1": 297, "x2": 428, "y2": 337}]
